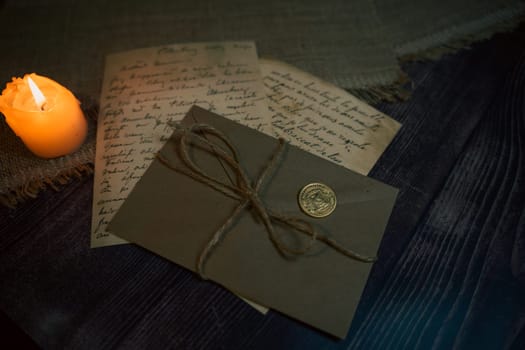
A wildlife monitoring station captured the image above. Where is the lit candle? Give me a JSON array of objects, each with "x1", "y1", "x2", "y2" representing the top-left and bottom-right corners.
[{"x1": 0, "y1": 73, "x2": 87, "y2": 158}]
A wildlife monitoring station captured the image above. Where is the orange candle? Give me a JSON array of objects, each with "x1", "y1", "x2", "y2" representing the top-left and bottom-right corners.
[{"x1": 0, "y1": 73, "x2": 87, "y2": 158}]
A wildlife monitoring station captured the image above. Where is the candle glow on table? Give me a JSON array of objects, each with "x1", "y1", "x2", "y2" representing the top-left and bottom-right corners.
[{"x1": 0, "y1": 73, "x2": 87, "y2": 158}]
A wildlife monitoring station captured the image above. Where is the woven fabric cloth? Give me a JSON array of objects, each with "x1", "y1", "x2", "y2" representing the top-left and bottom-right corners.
[{"x1": 0, "y1": 0, "x2": 523, "y2": 206}]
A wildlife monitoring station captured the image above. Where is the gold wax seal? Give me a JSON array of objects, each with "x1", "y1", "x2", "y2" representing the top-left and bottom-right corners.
[{"x1": 298, "y1": 182, "x2": 337, "y2": 218}]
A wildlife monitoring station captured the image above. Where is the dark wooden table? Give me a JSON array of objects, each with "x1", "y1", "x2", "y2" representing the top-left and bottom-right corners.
[{"x1": 1, "y1": 11, "x2": 524, "y2": 350}]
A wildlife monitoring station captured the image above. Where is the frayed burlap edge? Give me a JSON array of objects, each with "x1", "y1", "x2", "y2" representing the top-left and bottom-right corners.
[
  {"x1": 0, "y1": 163, "x2": 94, "y2": 208},
  {"x1": 396, "y1": 5, "x2": 525, "y2": 61},
  {"x1": 346, "y1": 6, "x2": 524, "y2": 104},
  {"x1": 348, "y1": 71, "x2": 411, "y2": 104},
  {"x1": 361, "y1": 4, "x2": 525, "y2": 102}
]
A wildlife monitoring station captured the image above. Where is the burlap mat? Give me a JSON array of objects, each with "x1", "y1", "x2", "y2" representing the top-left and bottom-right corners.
[
  {"x1": 0, "y1": 0, "x2": 523, "y2": 207},
  {"x1": 0, "y1": 101, "x2": 97, "y2": 207}
]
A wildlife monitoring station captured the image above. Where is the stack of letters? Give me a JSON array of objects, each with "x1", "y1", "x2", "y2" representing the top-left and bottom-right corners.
[{"x1": 90, "y1": 41, "x2": 400, "y2": 338}]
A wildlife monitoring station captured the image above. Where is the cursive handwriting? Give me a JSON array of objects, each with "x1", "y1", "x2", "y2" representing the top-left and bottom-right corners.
[
  {"x1": 91, "y1": 42, "x2": 272, "y2": 247},
  {"x1": 260, "y1": 59, "x2": 400, "y2": 176}
]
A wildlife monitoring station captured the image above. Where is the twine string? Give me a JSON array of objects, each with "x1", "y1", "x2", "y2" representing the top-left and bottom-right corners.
[{"x1": 157, "y1": 123, "x2": 376, "y2": 279}]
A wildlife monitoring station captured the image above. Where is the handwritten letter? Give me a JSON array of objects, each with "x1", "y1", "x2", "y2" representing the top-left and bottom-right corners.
[
  {"x1": 260, "y1": 59, "x2": 400, "y2": 176},
  {"x1": 91, "y1": 42, "x2": 271, "y2": 247}
]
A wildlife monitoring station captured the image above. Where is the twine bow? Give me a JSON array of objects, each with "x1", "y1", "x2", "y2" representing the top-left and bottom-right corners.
[{"x1": 157, "y1": 123, "x2": 376, "y2": 279}]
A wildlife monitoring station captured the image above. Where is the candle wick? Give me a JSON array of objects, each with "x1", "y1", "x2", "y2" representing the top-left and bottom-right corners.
[{"x1": 27, "y1": 76, "x2": 47, "y2": 110}]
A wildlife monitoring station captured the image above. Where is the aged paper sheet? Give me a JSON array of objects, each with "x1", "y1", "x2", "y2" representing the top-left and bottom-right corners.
[
  {"x1": 91, "y1": 42, "x2": 271, "y2": 248},
  {"x1": 260, "y1": 58, "x2": 400, "y2": 176}
]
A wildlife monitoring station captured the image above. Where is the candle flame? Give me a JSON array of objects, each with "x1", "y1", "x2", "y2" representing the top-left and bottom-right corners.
[{"x1": 27, "y1": 76, "x2": 47, "y2": 110}]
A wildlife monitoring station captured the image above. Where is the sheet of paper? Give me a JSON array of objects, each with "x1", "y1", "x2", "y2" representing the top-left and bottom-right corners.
[
  {"x1": 91, "y1": 42, "x2": 271, "y2": 248},
  {"x1": 260, "y1": 58, "x2": 400, "y2": 176}
]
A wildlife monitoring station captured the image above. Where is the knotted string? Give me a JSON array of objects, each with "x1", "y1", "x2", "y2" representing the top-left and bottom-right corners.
[{"x1": 157, "y1": 123, "x2": 376, "y2": 279}]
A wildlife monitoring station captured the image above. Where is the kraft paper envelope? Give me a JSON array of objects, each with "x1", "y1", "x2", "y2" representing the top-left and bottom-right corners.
[{"x1": 108, "y1": 105, "x2": 398, "y2": 338}]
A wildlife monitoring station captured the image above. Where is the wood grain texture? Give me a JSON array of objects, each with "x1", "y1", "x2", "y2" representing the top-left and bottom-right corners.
[{"x1": 1, "y1": 24, "x2": 524, "y2": 350}]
